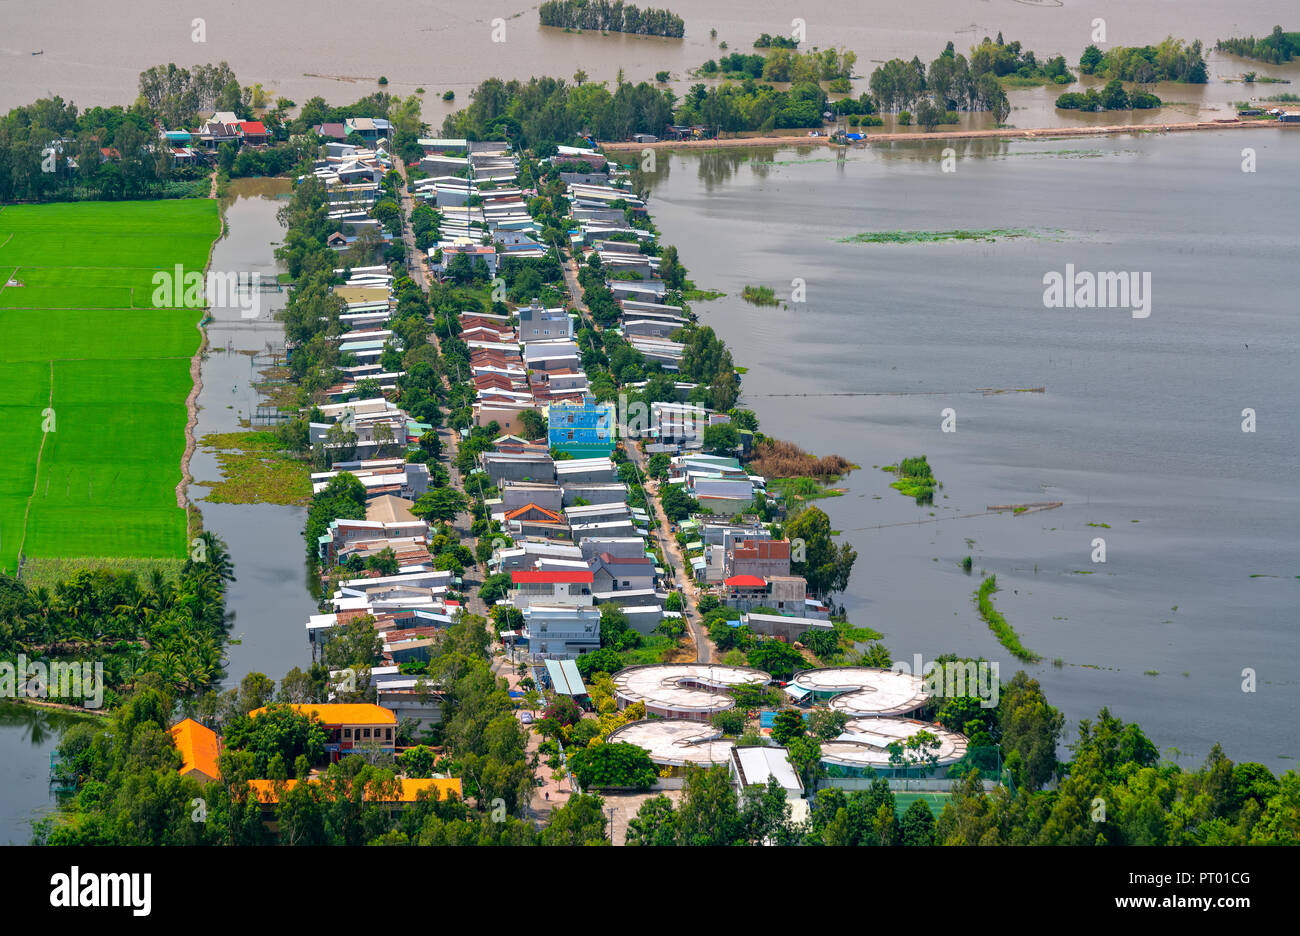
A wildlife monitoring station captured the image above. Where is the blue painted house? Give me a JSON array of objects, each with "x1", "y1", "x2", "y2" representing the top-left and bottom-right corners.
[{"x1": 548, "y1": 398, "x2": 615, "y2": 458}]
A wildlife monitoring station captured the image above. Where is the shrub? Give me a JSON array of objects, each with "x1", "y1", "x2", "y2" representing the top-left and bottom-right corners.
[
  {"x1": 711, "y1": 708, "x2": 747, "y2": 736},
  {"x1": 770, "y1": 708, "x2": 806, "y2": 745},
  {"x1": 544, "y1": 695, "x2": 582, "y2": 727},
  {"x1": 575, "y1": 647, "x2": 624, "y2": 679},
  {"x1": 568, "y1": 742, "x2": 658, "y2": 790}
]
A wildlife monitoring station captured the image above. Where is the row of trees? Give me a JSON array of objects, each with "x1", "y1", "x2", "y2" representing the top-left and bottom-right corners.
[
  {"x1": 1216, "y1": 26, "x2": 1300, "y2": 65},
  {"x1": 538, "y1": 0, "x2": 684, "y2": 37},
  {"x1": 1056, "y1": 82, "x2": 1162, "y2": 112},
  {"x1": 137, "y1": 61, "x2": 246, "y2": 128},
  {"x1": 0, "y1": 95, "x2": 204, "y2": 202},
  {"x1": 0, "y1": 531, "x2": 235, "y2": 701},
  {"x1": 700, "y1": 47, "x2": 856, "y2": 83},
  {"x1": 673, "y1": 79, "x2": 830, "y2": 133},
  {"x1": 443, "y1": 76, "x2": 674, "y2": 148},
  {"x1": 869, "y1": 43, "x2": 1011, "y2": 123},
  {"x1": 443, "y1": 74, "x2": 850, "y2": 144},
  {"x1": 1079, "y1": 38, "x2": 1208, "y2": 83}
]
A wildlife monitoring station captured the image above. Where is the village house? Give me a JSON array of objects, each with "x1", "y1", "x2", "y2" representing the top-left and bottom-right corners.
[
  {"x1": 589, "y1": 552, "x2": 655, "y2": 593},
  {"x1": 548, "y1": 397, "x2": 615, "y2": 458},
  {"x1": 482, "y1": 450, "x2": 555, "y2": 486},
  {"x1": 524, "y1": 338, "x2": 581, "y2": 373},
  {"x1": 343, "y1": 117, "x2": 392, "y2": 143},
  {"x1": 554, "y1": 456, "x2": 618, "y2": 485},
  {"x1": 517, "y1": 298, "x2": 573, "y2": 343},
  {"x1": 559, "y1": 481, "x2": 628, "y2": 507},
  {"x1": 730, "y1": 746, "x2": 809, "y2": 830},
  {"x1": 721, "y1": 573, "x2": 814, "y2": 617},
  {"x1": 727, "y1": 539, "x2": 792, "y2": 579},
  {"x1": 492, "y1": 540, "x2": 586, "y2": 573},
  {"x1": 510, "y1": 569, "x2": 595, "y2": 609},
  {"x1": 169, "y1": 719, "x2": 221, "y2": 784},
  {"x1": 520, "y1": 605, "x2": 602, "y2": 658},
  {"x1": 249, "y1": 703, "x2": 398, "y2": 758},
  {"x1": 500, "y1": 481, "x2": 565, "y2": 514},
  {"x1": 740, "y1": 611, "x2": 835, "y2": 644},
  {"x1": 431, "y1": 241, "x2": 498, "y2": 278}
]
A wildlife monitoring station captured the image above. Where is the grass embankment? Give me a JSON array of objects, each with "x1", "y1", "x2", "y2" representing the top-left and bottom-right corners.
[
  {"x1": 0, "y1": 200, "x2": 221, "y2": 573},
  {"x1": 839, "y1": 229, "x2": 1038, "y2": 245},
  {"x1": 198, "y1": 430, "x2": 313, "y2": 505},
  {"x1": 769, "y1": 476, "x2": 845, "y2": 505},
  {"x1": 741, "y1": 284, "x2": 779, "y2": 305},
  {"x1": 976, "y1": 574, "x2": 1040, "y2": 663},
  {"x1": 18, "y1": 556, "x2": 187, "y2": 590},
  {"x1": 883, "y1": 456, "x2": 938, "y2": 504},
  {"x1": 833, "y1": 620, "x2": 884, "y2": 644}
]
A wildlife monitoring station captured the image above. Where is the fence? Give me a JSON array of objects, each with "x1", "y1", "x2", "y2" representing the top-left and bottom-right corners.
[{"x1": 820, "y1": 745, "x2": 1003, "y2": 782}]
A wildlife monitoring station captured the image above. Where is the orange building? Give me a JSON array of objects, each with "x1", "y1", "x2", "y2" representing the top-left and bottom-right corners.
[
  {"x1": 248, "y1": 703, "x2": 399, "y2": 757},
  {"x1": 169, "y1": 718, "x2": 222, "y2": 784},
  {"x1": 244, "y1": 777, "x2": 462, "y2": 805}
]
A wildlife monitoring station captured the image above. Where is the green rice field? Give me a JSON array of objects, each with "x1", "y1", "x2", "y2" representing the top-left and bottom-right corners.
[{"x1": 0, "y1": 200, "x2": 221, "y2": 573}]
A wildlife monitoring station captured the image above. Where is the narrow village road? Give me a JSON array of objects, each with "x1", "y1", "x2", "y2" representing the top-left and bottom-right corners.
[
  {"x1": 631, "y1": 454, "x2": 713, "y2": 665},
  {"x1": 394, "y1": 158, "x2": 485, "y2": 619},
  {"x1": 559, "y1": 245, "x2": 714, "y2": 663},
  {"x1": 597, "y1": 117, "x2": 1277, "y2": 152}
]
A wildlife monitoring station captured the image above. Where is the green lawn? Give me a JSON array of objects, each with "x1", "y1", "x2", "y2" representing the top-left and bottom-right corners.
[
  {"x1": 0, "y1": 200, "x2": 220, "y2": 572},
  {"x1": 893, "y1": 791, "x2": 951, "y2": 818}
]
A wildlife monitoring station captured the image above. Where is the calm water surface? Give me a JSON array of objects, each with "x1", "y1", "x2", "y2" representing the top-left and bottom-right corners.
[
  {"x1": 3, "y1": 0, "x2": 1298, "y2": 127},
  {"x1": 192, "y1": 178, "x2": 317, "y2": 689},
  {"x1": 0, "y1": 703, "x2": 99, "y2": 844}
]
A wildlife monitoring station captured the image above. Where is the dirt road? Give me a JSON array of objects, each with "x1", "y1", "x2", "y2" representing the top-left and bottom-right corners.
[{"x1": 598, "y1": 118, "x2": 1282, "y2": 153}]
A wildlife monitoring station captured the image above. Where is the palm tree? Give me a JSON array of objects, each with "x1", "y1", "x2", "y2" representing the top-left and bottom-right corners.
[
  {"x1": 192, "y1": 530, "x2": 236, "y2": 585},
  {"x1": 573, "y1": 69, "x2": 588, "y2": 86},
  {"x1": 147, "y1": 569, "x2": 176, "y2": 614}
]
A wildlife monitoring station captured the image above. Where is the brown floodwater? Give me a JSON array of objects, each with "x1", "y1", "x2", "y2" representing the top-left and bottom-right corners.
[{"x1": 3, "y1": 0, "x2": 1298, "y2": 127}]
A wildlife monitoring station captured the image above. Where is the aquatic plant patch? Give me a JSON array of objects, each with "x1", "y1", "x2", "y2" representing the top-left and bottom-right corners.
[
  {"x1": 838, "y1": 228, "x2": 1040, "y2": 244},
  {"x1": 883, "y1": 455, "x2": 939, "y2": 504},
  {"x1": 199, "y1": 431, "x2": 313, "y2": 506}
]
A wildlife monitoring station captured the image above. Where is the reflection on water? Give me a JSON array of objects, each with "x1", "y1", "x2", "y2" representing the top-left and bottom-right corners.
[
  {"x1": 0, "y1": 702, "x2": 91, "y2": 746},
  {"x1": 197, "y1": 177, "x2": 318, "y2": 689},
  {"x1": 220, "y1": 176, "x2": 293, "y2": 209},
  {"x1": 0, "y1": 703, "x2": 99, "y2": 845}
]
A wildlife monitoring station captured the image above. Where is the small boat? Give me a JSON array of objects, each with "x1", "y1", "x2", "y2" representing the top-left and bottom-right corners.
[{"x1": 32, "y1": 50, "x2": 44, "y2": 55}]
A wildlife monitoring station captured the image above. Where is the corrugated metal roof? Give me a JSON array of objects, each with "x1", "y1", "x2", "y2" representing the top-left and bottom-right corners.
[{"x1": 545, "y1": 659, "x2": 588, "y2": 696}]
